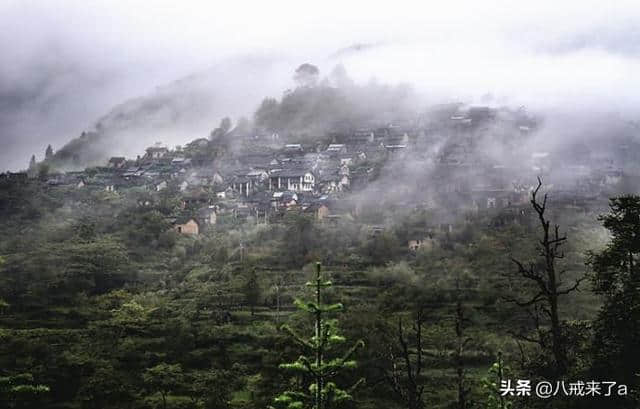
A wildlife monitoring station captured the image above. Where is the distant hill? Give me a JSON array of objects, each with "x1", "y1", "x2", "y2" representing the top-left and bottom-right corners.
[{"x1": 50, "y1": 54, "x2": 291, "y2": 169}]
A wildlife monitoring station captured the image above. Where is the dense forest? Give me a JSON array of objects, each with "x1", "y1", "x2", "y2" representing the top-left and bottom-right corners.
[
  {"x1": 1, "y1": 66, "x2": 640, "y2": 409},
  {"x1": 3, "y1": 174, "x2": 640, "y2": 408}
]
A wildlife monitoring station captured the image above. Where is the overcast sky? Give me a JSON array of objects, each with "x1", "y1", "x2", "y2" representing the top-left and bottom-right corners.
[{"x1": 1, "y1": 0, "x2": 640, "y2": 171}]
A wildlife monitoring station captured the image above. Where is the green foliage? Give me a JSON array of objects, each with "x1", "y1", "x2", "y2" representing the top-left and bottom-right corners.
[
  {"x1": 0, "y1": 235, "x2": 131, "y2": 310},
  {"x1": 363, "y1": 231, "x2": 402, "y2": 265},
  {"x1": 243, "y1": 268, "x2": 262, "y2": 316},
  {"x1": 143, "y1": 363, "x2": 183, "y2": 409},
  {"x1": 183, "y1": 370, "x2": 234, "y2": 408},
  {"x1": 280, "y1": 213, "x2": 320, "y2": 267},
  {"x1": 590, "y1": 195, "x2": 640, "y2": 407},
  {"x1": 253, "y1": 75, "x2": 417, "y2": 136},
  {"x1": 0, "y1": 373, "x2": 49, "y2": 408},
  {"x1": 115, "y1": 207, "x2": 171, "y2": 253},
  {"x1": 0, "y1": 156, "x2": 631, "y2": 409},
  {"x1": 481, "y1": 353, "x2": 512, "y2": 409},
  {"x1": 76, "y1": 361, "x2": 132, "y2": 408},
  {"x1": 62, "y1": 237, "x2": 131, "y2": 295},
  {"x1": 273, "y1": 263, "x2": 364, "y2": 409},
  {"x1": 37, "y1": 163, "x2": 50, "y2": 180},
  {"x1": 255, "y1": 98, "x2": 281, "y2": 132}
]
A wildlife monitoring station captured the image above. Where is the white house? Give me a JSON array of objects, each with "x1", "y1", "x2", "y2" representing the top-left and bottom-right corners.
[{"x1": 269, "y1": 168, "x2": 315, "y2": 192}]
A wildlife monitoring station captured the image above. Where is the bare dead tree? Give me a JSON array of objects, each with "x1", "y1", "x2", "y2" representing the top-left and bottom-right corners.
[
  {"x1": 505, "y1": 177, "x2": 587, "y2": 376},
  {"x1": 383, "y1": 307, "x2": 426, "y2": 409}
]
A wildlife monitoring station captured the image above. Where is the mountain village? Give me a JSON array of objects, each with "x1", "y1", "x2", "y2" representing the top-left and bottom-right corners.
[{"x1": 1, "y1": 103, "x2": 630, "y2": 249}]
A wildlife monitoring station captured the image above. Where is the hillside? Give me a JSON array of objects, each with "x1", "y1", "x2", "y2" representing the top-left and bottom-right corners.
[
  {"x1": 2, "y1": 76, "x2": 640, "y2": 408},
  {"x1": 48, "y1": 54, "x2": 291, "y2": 169}
]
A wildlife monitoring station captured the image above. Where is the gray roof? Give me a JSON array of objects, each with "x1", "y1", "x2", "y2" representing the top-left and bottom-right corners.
[{"x1": 270, "y1": 167, "x2": 314, "y2": 178}]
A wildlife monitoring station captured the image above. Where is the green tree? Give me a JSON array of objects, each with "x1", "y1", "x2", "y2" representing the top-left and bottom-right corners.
[
  {"x1": 364, "y1": 231, "x2": 402, "y2": 266},
  {"x1": 210, "y1": 117, "x2": 232, "y2": 140},
  {"x1": 294, "y1": 64, "x2": 320, "y2": 88},
  {"x1": 243, "y1": 268, "x2": 262, "y2": 316},
  {"x1": 0, "y1": 373, "x2": 49, "y2": 409},
  {"x1": 77, "y1": 362, "x2": 132, "y2": 409},
  {"x1": 184, "y1": 370, "x2": 233, "y2": 409},
  {"x1": 272, "y1": 262, "x2": 364, "y2": 409},
  {"x1": 590, "y1": 195, "x2": 640, "y2": 407},
  {"x1": 37, "y1": 163, "x2": 49, "y2": 180},
  {"x1": 282, "y1": 213, "x2": 317, "y2": 267},
  {"x1": 143, "y1": 363, "x2": 183, "y2": 409},
  {"x1": 62, "y1": 238, "x2": 131, "y2": 295},
  {"x1": 481, "y1": 353, "x2": 512, "y2": 409},
  {"x1": 254, "y1": 97, "x2": 281, "y2": 132}
]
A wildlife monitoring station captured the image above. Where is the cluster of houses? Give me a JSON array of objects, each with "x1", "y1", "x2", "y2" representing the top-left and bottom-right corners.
[{"x1": 2, "y1": 103, "x2": 634, "y2": 249}]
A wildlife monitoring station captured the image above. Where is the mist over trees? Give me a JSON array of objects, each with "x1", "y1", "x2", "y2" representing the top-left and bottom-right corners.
[
  {"x1": 293, "y1": 63, "x2": 320, "y2": 88},
  {"x1": 1, "y1": 55, "x2": 640, "y2": 409},
  {"x1": 3, "y1": 2, "x2": 640, "y2": 408},
  {"x1": 254, "y1": 64, "x2": 417, "y2": 138}
]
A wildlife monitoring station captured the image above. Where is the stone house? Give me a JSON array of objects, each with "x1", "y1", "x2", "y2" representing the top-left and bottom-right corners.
[{"x1": 174, "y1": 218, "x2": 200, "y2": 235}]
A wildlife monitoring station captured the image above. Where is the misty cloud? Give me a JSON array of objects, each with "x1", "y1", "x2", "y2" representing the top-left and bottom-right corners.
[{"x1": 1, "y1": 0, "x2": 640, "y2": 171}]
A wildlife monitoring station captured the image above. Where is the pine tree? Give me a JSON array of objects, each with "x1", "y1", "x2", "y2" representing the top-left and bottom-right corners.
[
  {"x1": 272, "y1": 262, "x2": 364, "y2": 409},
  {"x1": 481, "y1": 352, "x2": 512, "y2": 409},
  {"x1": 45, "y1": 144, "x2": 53, "y2": 159},
  {"x1": 590, "y1": 195, "x2": 640, "y2": 407},
  {"x1": 28, "y1": 154, "x2": 36, "y2": 169}
]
